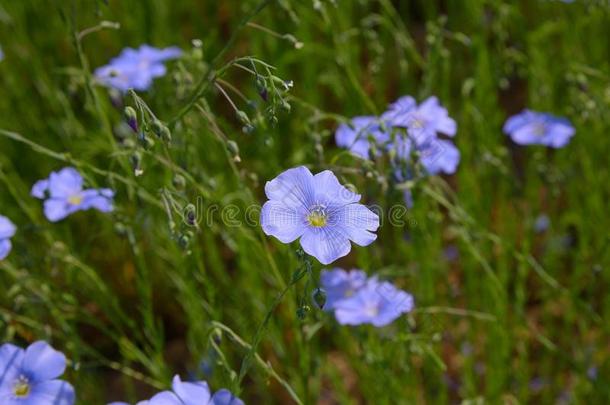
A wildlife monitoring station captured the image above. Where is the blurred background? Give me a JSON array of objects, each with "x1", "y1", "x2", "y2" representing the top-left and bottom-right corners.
[{"x1": 0, "y1": 0, "x2": 609, "y2": 403}]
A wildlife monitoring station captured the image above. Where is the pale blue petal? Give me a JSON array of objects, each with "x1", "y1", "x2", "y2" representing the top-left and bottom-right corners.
[
  {"x1": 260, "y1": 200, "x2": 307, "y2": 243},
  {"x1": 31, "y1": 179, "x2": 50, "y2": 199},
  {"x1": 81, "y1": 189, "x2": 114, "y2": 213},
  {"x1": 26, "y1": 379, "x2": 75, "y2": 405},
  {"x1": 211, "y1": 389, "x2": 244, "y2": 405},
  {"x1": 22, "y1": 341, "x2": 66, "y2": 382},
  {"x1": 43, "y1": 199, "x2": 74, "y2": 222},
  {"x1": 0, "y1": 343, "x2": 24, "y2": 388},
  {"x1": 312, "y1": 171, "x2": 361, "y2": 206},
  {"x1": 0, "y1": 239, "x2": 12, "y2": 260},
  {"x1": 300, "y1": 226, "x2": 351, "y2": 265},
  {"x1": 332, "y1": 203, "x2": 379, "y2": 246},
  {"x1": 420, "y1": 140, "x2": 460, "y2": 175},
  {"x1": 264, "y1": 166, "x2": 315, "y2": 209},
  {"x1": 148, "y1": 391, "x2": 183, "y2": 405},
  {"x1": 171, "y1": 375, "x2": 211, "y2": 405},
  {"x1": 0, "y1": 216, "x2": 16, "y2": 239},
  {"x1": 48, "y1": 168, "x2": 83, "y2": 199}
]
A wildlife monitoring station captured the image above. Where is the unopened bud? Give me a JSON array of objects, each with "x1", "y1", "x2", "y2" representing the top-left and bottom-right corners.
[
  {"x1": 140, "y1": 135, "x2": 155, "y2": 150},
  {"x1": 296, "y1": 305, "x2": 311, "y2": 320},
  {"x1": 184, "y1": 203, "x2": 197, "y2": 226},
  {"x1": 124, "y1": 106, "x2": 138, "y2": 132},
  {"x1": 173, "y1": 174, "x2": 186, "y2": 190},
  {"x1": 177, "y1": 231, "x2": 193, "y2": 249},
  {"x1": 159, "y1": 126, "x2": 172, "y2": 143},
  {"x1": 236, "y1": 110, "x2": 250, "y2": 124},
  {"x1": 150, "y1": 120, "x2": 163, "y2": 136},
  {"x1": 226, "y1": 140, "x2": 241, "y2": 162},
  {"x1": 312, "y1": 288, "x2": 326, "y2": 309},
  {"x1": 130, "y1": 152, "x2": 143, "y2": 176}
]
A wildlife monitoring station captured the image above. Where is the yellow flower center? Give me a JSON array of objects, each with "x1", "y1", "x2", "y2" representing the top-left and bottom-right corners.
[
  {"x1": 13, "y1": 377, "x2": 30, "y2": 397},
  {"x1": 68, "y1": 194, "x2": 83, "y2": 205},
  {"x1": 307, "y1": 206, "x2": 327, "y2": 228}
]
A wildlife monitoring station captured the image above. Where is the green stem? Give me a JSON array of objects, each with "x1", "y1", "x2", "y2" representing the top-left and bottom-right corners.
[{"x1": 169, "y1": 0, "x2": 275, "y2": 127}]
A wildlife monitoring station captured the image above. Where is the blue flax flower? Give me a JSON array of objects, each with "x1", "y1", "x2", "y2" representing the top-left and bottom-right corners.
[
  {"x1": 31, "y1": 167, "x2": 114, "y2": 222},
  {"x1": 0, "y1": 215, "x2": 16, "y2": 260},
  {"x1": 320, "y1": 268, "x2": 368, "y2": 310},
  {"x1": 392, "y1": 136, "x2": 461, "y2": 176},
  {"x1": 335, "y1": 116, "x2": 390, "y2": 159},
  {"x1": 95, "y1": 45, "x2": 182, "y2": 92},
  {"x1": 383, "y1": 96, "x2": 456, "y2": 144},
  {"x1": 109, "y1": 375, "x2": 243, "y2": 405},
  {"x1": 0, "y1": 341, "x2": 75, "y2": 405},
  {"x1": 261, "y1": 166, "x2": 379, "y2": 265},
  {"x1": 320, "y1": 268, "x2": 414, "y2": 327},
  {"x1": 503, "y1": 110, "x2": 575, "y2": 148}
]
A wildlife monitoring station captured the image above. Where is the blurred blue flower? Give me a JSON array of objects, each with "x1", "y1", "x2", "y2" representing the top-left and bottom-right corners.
[
  {"x1": 31, "y1": 167, "x2": 114, "y2": 222},
  {"x1": 503, "y1": 110, "x2": 575, "y2": 148},
  {"x1": 335, "y1": 116, "x2": 389, "y2": 159},
  {"x1": 383, "y1": 96, "x2": 457, "y2": 144},
  {"x1": 320, "y1": 268, "x2": 368, "y2": 310},
  {"x1": 0, "y1": 45, "x2": 4, "y2": 62},
  {"x1": 109, "y1": 375, "x2": 243, "y2": 405},
  {"x1": 261, "y1": 166, "x2": 379, "y2": 265},
  {"x1": 0, "y1": 340, "x2": 75, "y2": 405},
  {"x1": 534, "y1": 214, "x2": 551, "y2": 233},
  {"x1": 0, "y1": 215, "x2": 16, "y2": 260},
  {"x1": 95, "y1": 45, "x2": 182, "y2": 92},
  {"x1": 320, "y1": 268, "x2": 414, "y2": 327}
]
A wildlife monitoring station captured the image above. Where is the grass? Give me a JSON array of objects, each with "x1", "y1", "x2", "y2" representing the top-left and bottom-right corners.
[{"x1": 0, "y1": 0, "x2": 609, "y2": 403}]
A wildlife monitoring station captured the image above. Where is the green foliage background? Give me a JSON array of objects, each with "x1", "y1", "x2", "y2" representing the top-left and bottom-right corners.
[{"x1": 1, "y1": 0, "x2": 609, "y2": 403}]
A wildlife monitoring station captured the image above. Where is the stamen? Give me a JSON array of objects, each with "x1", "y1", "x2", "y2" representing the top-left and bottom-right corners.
[
  {"x1": 307, "y1": 205, "x2": 327, "y2": 228},
  {"x1": 13, "y1": 376, "x2": 30, "y2": 398}
]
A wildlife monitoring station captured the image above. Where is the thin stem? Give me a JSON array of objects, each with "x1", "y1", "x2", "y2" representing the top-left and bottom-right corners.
[{"x1": 169, "y1": 0, "x2": 275, "y2": 126}]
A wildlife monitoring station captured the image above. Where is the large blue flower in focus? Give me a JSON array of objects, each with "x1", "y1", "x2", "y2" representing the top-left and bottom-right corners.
[
  {"x1": 503, "y1": 109, "x2": 575, "y2": 148},
  {"x1": 31, "y1": 167, "x2": 114, "y2": 222},
  {"x1": 260, "y1": 166, "x2": 379, "y2": 265},
  {"x1": 95, "y1": 45, "x2": 182, "y2": 92},
  {"x1": 0, "y1": 341, "x2": 75, "y2": 405}
]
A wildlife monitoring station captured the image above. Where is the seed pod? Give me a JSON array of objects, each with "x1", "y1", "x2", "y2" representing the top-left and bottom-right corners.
[{"x1": 296, "y1": 305, "x2": 311, "y2": 320}]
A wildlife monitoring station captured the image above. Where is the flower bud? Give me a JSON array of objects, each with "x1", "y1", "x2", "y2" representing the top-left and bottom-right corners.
[
  {"x1": 226, "y1": 140, "x2": 241, "y2": 162},
  {"x1": 150, "y1": 120, "x2": 163, "y2": 136},
  {"x1": 296, "y1": 305, "x2": 311, "y2": 320},
  {"x1": 159, "y1": 126, "x2": 172, "y2": 143},
  {"x1": 312, "y1": 288, "x2": 326, "y2": 309},
  {"x1": 184, "y1": 203, "x2": 197, "y2": 226},
  {"x1": 173, "y1": 174, "x2": 186, "y2": 190},
  {"x1": 130, "y1": 151, "x2": 143, "y2": 176},
  {"x1": 124, "y1": 106, "x2": 138, "y2": 132},
  {"x1": 236, "y1": 110, "x2": 250, "y2": 124},
  {"x1": 178, "y1": 231, "x2": 193, "y2": 250},
  {"x1": 140, "y1": 135, "x2": 155, "y2": 150}
]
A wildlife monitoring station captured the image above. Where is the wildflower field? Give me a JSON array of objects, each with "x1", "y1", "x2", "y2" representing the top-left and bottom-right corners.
[{"x1": 1, "y1": 0, "x2": 609, "y2": 404}]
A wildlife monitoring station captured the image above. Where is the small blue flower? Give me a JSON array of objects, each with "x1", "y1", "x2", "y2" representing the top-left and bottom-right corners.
[
  {"x1": 0, "y1": 216, "x2": 16, "y2": 260},
  {"x1": 109, "y1": 375, "x2": 243, "y2": 405},
  {"x1": 320, "y1": 268, "x2": 414, "y2": 327},
  {"x1": 260, "y1": 166, "x2": 379, "y2": 265},
  {"x1": 503, "y1": 110, "x2": 575, "y2": 148},
  {"x1": 0, "y1": 340, "x2": 75, "y2": 405},
  {"x1": 320, "y1": 268, "x2": 368, "y2": 310},
  {"x1": 335, "y1": 116, "x2": 390, "y2": 159},
  {"x1": 95, "y1": 45, "x2": 182, "y2": 92},
  {"x1": 31, "y1": 167, "x2": 114, "y2": 222}
]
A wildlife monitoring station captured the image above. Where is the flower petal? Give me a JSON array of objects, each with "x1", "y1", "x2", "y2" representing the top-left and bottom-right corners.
[
  {"x1": 264, "y1": 166, "x2": 315, "y2": 209},
  {"x1": 31, "y1": 179, "x2": 49, "y2": 199},
  {"x1": 171, "y1": 375, "x2": 211, "y2": 405},
  {"x1": 0, "y1": 343, "x2": 24, "y2": 389},
  {"x1": 0, "y1": 216, "x2": 16, "y2": 239},
  {"x1": 0, "y1": 239, "x2": 12, "y2": 260},
  {"x1": 332, "y1": 203, "x2": 379, "y2": 246},
  {"x1": 260, "y1": 201, "x2": 307, "y2": 243},
  {"x1": 22, "y1": 341, "x2": 66, "y2": 382},
  {"x1": 43, "y1": 199, "x2": 74, "y2": 222},
  {"x1": 313, "y1": 171, "x2": 361, "y2": 206},
  {"x1": 27, "y1": 379, "x2": 75, "y2": 405},
  {"x1": 148, "y1": 391, "x2": 183, "y2": 405},
  {"x1": 420, "y1": 139, "x2": 460, "y2": 175},
  {"x1": 81, "y1": 189, "x2": 114, "y2": 213},
  {"x1": 211, "y1": 389, "x2": 245, "y2": 405},
  {"x1": 300, "y1": 226, "x2": 351, "y2": 265},
  {"x1": 48, "y1": 168, "x2": 83, "y2": 199}
]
